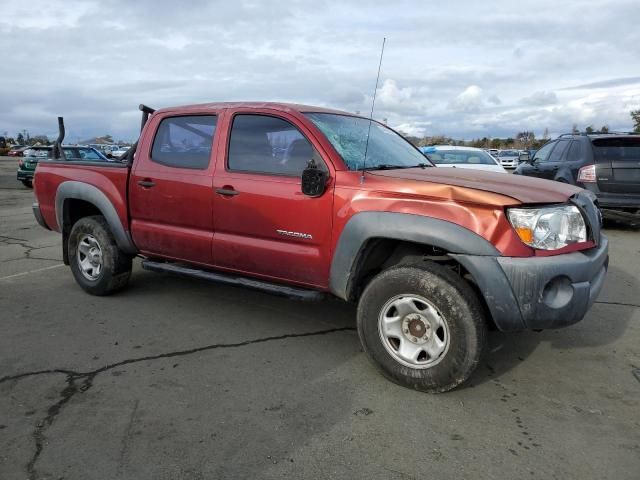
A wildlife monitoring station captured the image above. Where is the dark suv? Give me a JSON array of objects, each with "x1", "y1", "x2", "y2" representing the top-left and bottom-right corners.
[{"x1": 514, "y1": 133, "x2": 640, "y2": 212}]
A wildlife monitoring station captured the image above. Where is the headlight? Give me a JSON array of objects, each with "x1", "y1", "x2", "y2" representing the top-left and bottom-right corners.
[{"x1": 507, "y1": 205, "x2": 587, "y2": 250}]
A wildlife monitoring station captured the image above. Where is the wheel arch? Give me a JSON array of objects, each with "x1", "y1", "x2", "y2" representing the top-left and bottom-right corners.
[
  {"x1": 56, "y1": 181, "x2": 137, "y2": 263},
  {"x1": 555, "y1": 165, "x2": 576, "y2": 184},
  {"x1": 329, "y1": 212, "x2": 500, "y2": 302}
]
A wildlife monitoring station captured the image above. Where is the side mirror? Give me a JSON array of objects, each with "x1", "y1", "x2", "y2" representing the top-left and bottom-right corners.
[
  {"x1": 301, "y1": 159, "x2": 328, "y2": 197},
  {"x1": 518, "y1": 152, "x2": 530, "y2": 163}
]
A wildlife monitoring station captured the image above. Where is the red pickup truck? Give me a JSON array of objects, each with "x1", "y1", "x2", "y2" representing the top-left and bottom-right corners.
[{"x1": 32, "y1": 102, "x2": 608, "y2": 392}]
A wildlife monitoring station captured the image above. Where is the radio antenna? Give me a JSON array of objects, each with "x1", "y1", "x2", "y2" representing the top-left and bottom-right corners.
[{"x1": 361, "y1": 37, "x2": 386, "y2": 183}]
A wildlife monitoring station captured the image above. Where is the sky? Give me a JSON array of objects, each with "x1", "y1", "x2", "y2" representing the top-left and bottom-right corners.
[{"x1": 1, "y1": 0, "x2": 639, "y2": 142}]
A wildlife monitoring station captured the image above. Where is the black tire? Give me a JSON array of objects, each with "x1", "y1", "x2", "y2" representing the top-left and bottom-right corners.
[
  {"x1": 22, "y1": 180, "x2": 33, "y2": 188},
  {"x1": 68, "y1": 215, "x2": 132, "y2": 295},
  {"x1": 357, "y1": 262, "x2": 487, "y2": 393}
]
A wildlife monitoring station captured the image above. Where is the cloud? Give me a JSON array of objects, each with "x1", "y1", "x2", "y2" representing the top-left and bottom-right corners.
[
  {"x1": 372, "y1": 79, "x2": 426, "y2": 116},
  {"x1": 394, "y1": 121, "x2": 432, "y2": 137},
  {"x1": 449, "y1": 86, "x2": 484, "y2": 113},
  {"x1": 561, "y1": 76, "x2": 640, "y2": 90},
  {"x1": 520, "y1": 91, "x2": 558, "y2": 106},
  {"x1": 0, "y1": 0, "x2": 638, "y2": 141}
]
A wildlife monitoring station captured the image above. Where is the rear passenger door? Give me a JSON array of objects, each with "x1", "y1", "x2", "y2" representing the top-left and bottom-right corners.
[
  {"x1": 129, "y1": 114, "x2": 219, "y2": 265},
  {"x1": 212, "y1": 112, "x2": 334, "y2": 288},
  {"x1": 535, "y1": 139, "x2": 570, "y2": 180}
]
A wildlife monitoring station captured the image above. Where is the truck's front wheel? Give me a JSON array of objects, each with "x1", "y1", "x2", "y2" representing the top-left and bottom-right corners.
[
  {"x1": 68, "y1": 215, "x2": 132, "y2": 295},
  {"x1": 357, "y1": 262, "x2": 487, "y2": 393}
]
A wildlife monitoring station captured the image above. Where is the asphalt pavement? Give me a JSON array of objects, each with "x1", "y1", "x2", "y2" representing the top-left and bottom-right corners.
[{"x1": 1, "y1": 157, "x2": 639, "y2": 479}]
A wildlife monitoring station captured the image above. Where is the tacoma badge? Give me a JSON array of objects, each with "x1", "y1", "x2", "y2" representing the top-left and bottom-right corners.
[{"x1": 276, "y1": 229, "x2": 313, "y2": 240}]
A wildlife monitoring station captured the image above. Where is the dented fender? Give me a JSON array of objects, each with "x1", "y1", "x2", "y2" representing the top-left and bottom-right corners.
[{"x1": 329, "y1": 211, "x2": 501, "y2": 301}]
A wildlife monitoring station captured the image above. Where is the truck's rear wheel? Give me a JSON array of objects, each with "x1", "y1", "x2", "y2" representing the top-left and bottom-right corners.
[
  {"x1": 357, "y1": 262, "x2": 487, "y2": 393},
  {"x1": 68, "y1": 215, "x2": 132, "y2": 295}
]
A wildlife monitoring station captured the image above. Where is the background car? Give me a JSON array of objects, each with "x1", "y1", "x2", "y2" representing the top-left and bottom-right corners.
[
  {"x1": 8, "y1": 146, "x2": 28, "y2": 157},
  {"x1": 17, "y1": 146, "x2": 51, "y2": 187},
  {"x1": 17, "y1": 146, "x2": 109, "y2": 188},
  {"x1": 496, "y1": 149, "x2": 520, "y2": 168},
  {"x1": 421, "y1": 146, "x2": 507, "y2": 173},
  {"x1": 108, "y1": 146, "x2": 129, "y2": 159},
  {"x1": 514, "y1": 133, "x2": 640, "y2": 213}
]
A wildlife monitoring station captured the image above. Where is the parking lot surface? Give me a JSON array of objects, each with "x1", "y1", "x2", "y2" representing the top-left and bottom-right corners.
[{"x1": 1, "y1": 157, "x2": 639, "y2": 479}]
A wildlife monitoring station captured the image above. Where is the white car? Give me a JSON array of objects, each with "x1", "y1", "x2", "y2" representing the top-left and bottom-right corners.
[
  {"x1": 496, "y1": 149, "x2": 521, "y2": 169},
  {"x1": 108, "y1": 146, "x2": 129, "y2": 159},
  {"x1": 420, "y1": 146, "x2": 507, "y2": 173}
]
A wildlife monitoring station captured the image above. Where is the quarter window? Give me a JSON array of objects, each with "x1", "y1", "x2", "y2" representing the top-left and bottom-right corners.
[
  {"x1": 566, "y1": 141, "x2": 583, "y2": 162},
  {"x1": 228, "y1": 115, "x2": 321, "y2": 176},
  {"x1": 151, "y1": 115, "x2": 217, "y2": 169}
]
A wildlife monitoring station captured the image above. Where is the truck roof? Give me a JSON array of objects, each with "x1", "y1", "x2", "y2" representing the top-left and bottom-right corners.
[{"x1": 154, "y1": 101, "x2": 354, "y2": 116}]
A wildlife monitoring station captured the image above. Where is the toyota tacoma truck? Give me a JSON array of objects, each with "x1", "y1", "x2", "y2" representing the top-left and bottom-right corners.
[{"x1": 32, "y1": 103, "x2": 608, "y2": 392}]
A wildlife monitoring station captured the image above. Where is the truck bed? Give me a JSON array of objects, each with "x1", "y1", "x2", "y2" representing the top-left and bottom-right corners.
[{"x1": 34, "y1": 161, "x2": 130, "y2": 232}]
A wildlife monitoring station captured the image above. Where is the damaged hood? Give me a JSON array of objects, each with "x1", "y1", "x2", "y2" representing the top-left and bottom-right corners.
[{"x1": 370, "y1": 167, "x2": 582, "y2": 204}]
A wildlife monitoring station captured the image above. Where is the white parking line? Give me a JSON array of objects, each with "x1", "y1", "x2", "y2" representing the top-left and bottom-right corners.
[{"x1": 0, "y1": 263, "x2": 65, "y2": 281}]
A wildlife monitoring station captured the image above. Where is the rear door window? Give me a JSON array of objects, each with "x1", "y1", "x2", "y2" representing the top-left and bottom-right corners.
[
  {"x1": 545, "y1": 139, "x2": 570, "y2": 162},
  {"x1": 151, "y1": 115, "x2": 217, "y2": 169},
  {"x1": 79, "y1": 149, "x2": 103, "y2": 160}
]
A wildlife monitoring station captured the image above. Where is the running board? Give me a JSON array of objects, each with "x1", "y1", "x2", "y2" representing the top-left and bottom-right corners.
[{"x1": 141, "y1": 260, "x2": 325, "y2": 301}]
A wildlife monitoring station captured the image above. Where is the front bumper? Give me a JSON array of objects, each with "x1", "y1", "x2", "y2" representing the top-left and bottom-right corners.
[
  {"x1": 17, "y1": 169, "x2": 34, "y2": 181},
  {"x1": 499, "y1": 161, "x2": 518, "y2": 168},
  {"x1": 452, "y1": 235, "x2": 609, "y2": 331}
]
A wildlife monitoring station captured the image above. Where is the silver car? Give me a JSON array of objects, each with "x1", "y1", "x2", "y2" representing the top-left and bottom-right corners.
[{"x1": 496, "y1": 149, "x2": 520, "y2": 169}]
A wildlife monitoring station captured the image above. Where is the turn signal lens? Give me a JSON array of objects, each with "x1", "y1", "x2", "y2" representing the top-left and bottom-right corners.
[
  {"x1": 577, "y1": 164, "x2": 596, "y2": 183},
  {"x1": 515, "y1": 227, "x2": 533, "y2": 243}
]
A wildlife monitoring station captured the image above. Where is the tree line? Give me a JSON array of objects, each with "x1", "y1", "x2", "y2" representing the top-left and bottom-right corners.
[
  {"x1": 1, "y1": 131, "x2": 126, "y2": 147},
  {"x1": 401, "y1": 109, "x2": 640, "y2": 149},
  {"x1": 403, "y1": 124, "x2": 613, "y2": 150}
]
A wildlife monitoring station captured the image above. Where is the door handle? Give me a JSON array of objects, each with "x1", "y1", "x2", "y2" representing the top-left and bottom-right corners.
[
  {"x1": 216, "y1": 187, "x2": 239, "y2": 197},
  {"x1": 137, "y1": 179, "x2": 155, "y2": 188}
]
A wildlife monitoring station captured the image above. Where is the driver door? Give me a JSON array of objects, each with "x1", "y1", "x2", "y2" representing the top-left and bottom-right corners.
[
  {"x1": 520, "y1": 140, "x2": 556, "y2": 178},
  {"x1": 535, "y1": 139, "x2": 570, "y2": 180},
  {"x1": 212, "y1": 111, "x2": 334, "y2": 288}
]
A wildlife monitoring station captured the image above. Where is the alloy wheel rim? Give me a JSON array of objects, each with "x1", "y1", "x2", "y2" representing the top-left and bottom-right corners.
[{"x1": 76, "y1": 234, "x2": 103, "y2": 281}]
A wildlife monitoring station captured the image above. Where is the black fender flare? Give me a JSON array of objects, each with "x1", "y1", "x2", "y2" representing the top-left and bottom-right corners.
[
  {"x1": 328, "y1": 211, "x2": 501, "y2": 300},
  {"x1": 55, "y1": 181, "x2": 137, "y2": 255}
]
